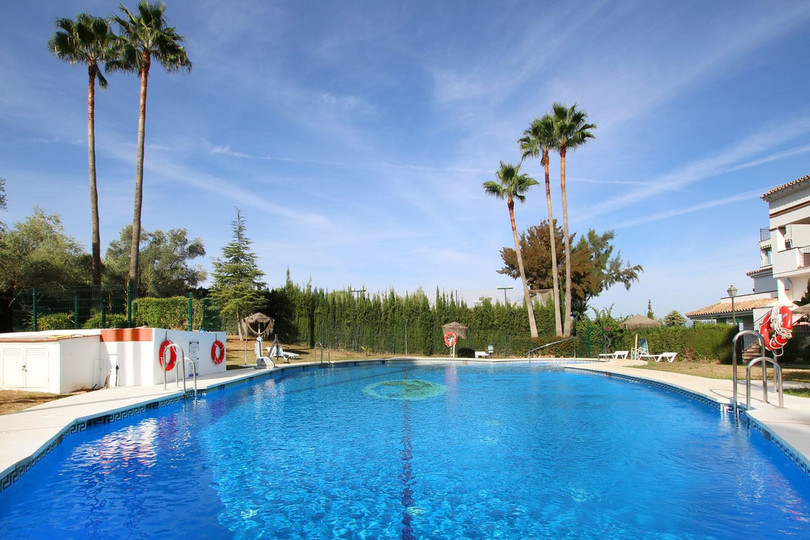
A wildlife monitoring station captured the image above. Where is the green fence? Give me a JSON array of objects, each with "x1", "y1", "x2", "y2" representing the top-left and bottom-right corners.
[{"x1": 10, "y1": 287, "x2": 215, "y2": 332}]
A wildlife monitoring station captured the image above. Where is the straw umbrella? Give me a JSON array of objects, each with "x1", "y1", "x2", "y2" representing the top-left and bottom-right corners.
[
  {"x1": 620, "y1": 315, "x2": 661, "y2": 330},
  {"x1": 240, "y1": 312, "x2": 274, "y2": 364},
  {"x1": 620, "y1": 315, "x2": 660, "y2": 358}
]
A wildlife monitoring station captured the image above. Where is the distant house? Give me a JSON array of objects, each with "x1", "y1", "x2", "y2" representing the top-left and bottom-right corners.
[{"x1": 687, "y1": 173, "x2": 810, "y2": 328}]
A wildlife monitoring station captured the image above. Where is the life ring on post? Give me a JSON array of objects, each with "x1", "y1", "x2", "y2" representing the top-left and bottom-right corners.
[
  {"x1": 158, "y1": 340, "x2": 177, "y2": 371},
  {"x1": 211, "y1": 340, "x2": 225, "y2": 365},
  {"x1": 759, "y1": 305, "x2": 794, "y2": 352}
]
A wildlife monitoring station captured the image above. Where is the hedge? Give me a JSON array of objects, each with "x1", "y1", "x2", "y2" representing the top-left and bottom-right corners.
[{"x1": 132, "y1": 296, "x2": 203, "y2": 330}]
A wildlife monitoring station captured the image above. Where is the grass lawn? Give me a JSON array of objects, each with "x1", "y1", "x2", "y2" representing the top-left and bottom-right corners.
[
  {"x1": 635, "y1": 360, "x2": 810, "y2": 397},
  {"x1": 0, "y1": 390, "x2": 89, "y2": 416},
  {"x1": 223, "y1": 335, "x2": 392, "y2": 370}
]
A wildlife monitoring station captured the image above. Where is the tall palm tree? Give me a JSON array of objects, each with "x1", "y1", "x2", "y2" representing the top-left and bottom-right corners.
[
  {"x1": 109, "y1": 1, "x2": 191, "y2": 296},
  {"x1": 519, "y1": 115, "x2": 562, "y2": 336},
  {"x1": 550, "y1": 102, "x2": 596, "y2": 337},
  {"x1": 483, "y1": 162, "x2": 540, "y2": 338},
  {"x1": 48, "y1": 13, "x2": 118, "y2": 289}
]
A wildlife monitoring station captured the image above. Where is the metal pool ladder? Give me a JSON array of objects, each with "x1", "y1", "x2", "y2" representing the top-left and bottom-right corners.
[
  {"x1": 731, "y1": 330, "x2": 783, "y2": 415},
  {"x1": 161, "y1": 342, "x2": 198, "y2": 399}
]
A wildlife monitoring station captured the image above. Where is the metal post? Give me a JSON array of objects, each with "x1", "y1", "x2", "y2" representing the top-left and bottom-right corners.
[
  {"x1": 497, "y1": 286, "x2": 512, "y2": 358},
  {"x1": 32, "y1": 288, "x2": 37, "y2": 332},
  {"x1": 586, "y1": 327, "x2": 591, "y2": 358},
  {"x1": 732, "y1": 330, "x2": 765, "y2": 416},
  {"x1": 127, "y1": 282, "x2": 132, "y2": 327},
  {"x1": 727, "y1": 285, "x2": 738, "y2": 330}
]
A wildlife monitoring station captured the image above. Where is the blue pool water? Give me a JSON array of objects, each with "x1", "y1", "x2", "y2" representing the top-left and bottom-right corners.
[{"x1": 1, "y1": 362, "x2": 809, "y2": 538}]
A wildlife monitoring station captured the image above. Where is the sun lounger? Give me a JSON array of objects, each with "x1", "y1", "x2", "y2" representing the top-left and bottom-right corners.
[
  {"x1": 267, "y1": 344, "x2": 301, "y2": 362},
  {"x1": 597, "y1": 350, "x2": 629, "y2": 360},
  {"x1": 639, "y1": 352, "x2": 677, "y2": 362}
]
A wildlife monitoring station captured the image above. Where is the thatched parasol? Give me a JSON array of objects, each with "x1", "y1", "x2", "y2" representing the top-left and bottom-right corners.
[
  {"x1": 240, "y1": 312, "x2": 274, "y2": 339},
  {"x1": 441, "y1": 321, "x2": 468, "y2": 339},
  {"x1": 620, "y1": 315, "x2": 661, "y2": 330}
]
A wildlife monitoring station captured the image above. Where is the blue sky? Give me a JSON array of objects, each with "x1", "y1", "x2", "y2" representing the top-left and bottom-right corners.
[{"x1": 2, "y1": 0, "x2": 810, "y2": 319}]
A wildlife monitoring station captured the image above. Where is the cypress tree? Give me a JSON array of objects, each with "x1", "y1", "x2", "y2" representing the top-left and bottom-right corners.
[{"x1": 210, "y1": 209, "x2": 265, "y2": 337}]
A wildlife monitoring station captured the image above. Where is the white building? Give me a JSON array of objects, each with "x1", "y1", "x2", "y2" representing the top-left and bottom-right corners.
[
  {"x1": 687, "y1": 174, "x2": 810, "y2": 327},
  {"x1": 762, "y1": 173, "x2": 810, "y2": 305}
]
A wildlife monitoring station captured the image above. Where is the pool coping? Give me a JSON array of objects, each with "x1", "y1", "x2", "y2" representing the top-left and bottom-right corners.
[{"x1": 1, "y1": 357, "x2": 809, "y2": 493}]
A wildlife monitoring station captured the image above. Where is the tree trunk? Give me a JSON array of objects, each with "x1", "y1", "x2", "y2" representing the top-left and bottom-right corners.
[
  {"x1": 509, "y1": 198, "x2": 538, "y2": 338},
  {"x1": 128, "y1": 55, "x2": 150, "y2": 297},
  {"x1": 560, "y1": 147, "x2": 572, "y2": 337},
  {"x1": 87, "y1": 66, "x2": 101, "y2": 289},
  {"x1": 544, "y1": 151, "x2": 562, "y2": 337}
]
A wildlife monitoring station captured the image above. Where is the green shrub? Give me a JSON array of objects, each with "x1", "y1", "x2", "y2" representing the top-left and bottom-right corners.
[
  {"x1": 83, "y1": 312, "x2": 128, "y2": 329},
  {"x1": 37, "y1": 312, "x2": 74, "y2": 330},
  {"x1": 607, "y1": 325, "x2": 736, "y2": 362},
  {"x1": 133, "y1": 296, "x2": 203, "y2": 330}
]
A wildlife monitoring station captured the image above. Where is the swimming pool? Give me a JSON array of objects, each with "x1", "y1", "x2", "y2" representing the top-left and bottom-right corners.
[{"x1": 1, "y1": 362, "x2": 809, "y2": 537}]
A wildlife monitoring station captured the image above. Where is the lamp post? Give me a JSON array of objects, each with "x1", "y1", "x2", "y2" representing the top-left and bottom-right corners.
[
  {"x1": 727, "y1": 285, "x2": 738, "y2": 330},
  {"x1": 497, "y1": 286, "x2": 513, "y2": 357},
  {"x1": 496, "y1": 286, "x2": 513, "y2": 305},
  {"x1": 350, "y1": 287, "x2": 366, "y2": 352}
]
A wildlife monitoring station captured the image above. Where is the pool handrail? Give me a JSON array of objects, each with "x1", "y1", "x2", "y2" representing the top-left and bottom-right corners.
[
  {"x1": 160, "y1": 342, "x2": 197, "y2": 399},
  {"x1": 731, "y1": 330, "x2": 766, "y2": 416},
  {"x1": 525, "y1": 336, "x2": 578, "y2": 358},
  {"x1": 746, "y1": 356, "x2": 783, "y2": 410}
]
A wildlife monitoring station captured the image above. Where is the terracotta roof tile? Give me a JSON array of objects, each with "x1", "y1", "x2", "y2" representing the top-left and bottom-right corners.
[
  {"x1": 746, "y1": 265, "x2": 772, "y2": 278},
  {"x1": 762, "y1": 173, "x2": 810, "y2": 200},
  {"x1": 686, "y1": 297, "x2": 777, "y2": 318}
]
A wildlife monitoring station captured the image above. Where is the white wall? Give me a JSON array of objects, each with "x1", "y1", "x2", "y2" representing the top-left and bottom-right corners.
[
  {"x1": 152, "y1": 330, "x2": 228, "y2": 385},
  {"x1": 0, "y1": 328, "x2": 228, "y2": 392},
  {"x1": 0, "y1": 336, "x2": 100, "y2": 394},
  {"x1": 57, "y1": 336, "x2": 102, "y2": 393}
]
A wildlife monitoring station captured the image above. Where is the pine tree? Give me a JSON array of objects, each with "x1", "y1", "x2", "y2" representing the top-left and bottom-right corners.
[
  {"x1": 210, "y1": 209, "x2": 265, "y2": 337},
  {"x1": 663, "y1": 310, "x2": 686, "y2": 327}
]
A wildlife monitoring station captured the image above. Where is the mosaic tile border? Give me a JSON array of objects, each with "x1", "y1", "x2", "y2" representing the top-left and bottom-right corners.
[
  {"x1": 566, "y1": 366, "x2": 810, "y2": 478},
  {"x1": 0, "y1": 394, "x2": 185, "y2": 493}
]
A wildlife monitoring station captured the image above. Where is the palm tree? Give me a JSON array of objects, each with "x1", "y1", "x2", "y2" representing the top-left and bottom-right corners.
[
  {"x1": 519, "y1": 115, "x2": 562, "y2": 336},
  {"x1": 48, "y1": 13, "x2": 118, "y2": 289},
  {"x1": 550, "y1": 102, "x2": 596, "y2": 337},
  {"x1": 109, "y1": 1, "x2": 191, "y2": 296},
  {"x1": 483, "y1": 162, "x2": 540, "y2": 338}
]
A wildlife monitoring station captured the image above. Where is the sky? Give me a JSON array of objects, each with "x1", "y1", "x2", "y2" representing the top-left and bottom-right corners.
[{"x1": 2, "y1": 0, "x2": 810, "y2": 319}]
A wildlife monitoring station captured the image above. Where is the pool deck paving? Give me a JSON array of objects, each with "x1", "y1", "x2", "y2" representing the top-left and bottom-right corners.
[{"x1": 1, "y1": 358, "x2": 810, "y2": 491}]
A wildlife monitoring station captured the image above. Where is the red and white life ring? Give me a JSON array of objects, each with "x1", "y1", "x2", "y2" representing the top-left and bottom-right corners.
[
  {"x1": 158, "y1": 340, "x2": 177, "y2": 371},
  {"x1": 759, "y1": 305, "x2": 794, "y2": 352},
  {"x1": 211, "y1": 340, "x2": 225, "y2": 364}
]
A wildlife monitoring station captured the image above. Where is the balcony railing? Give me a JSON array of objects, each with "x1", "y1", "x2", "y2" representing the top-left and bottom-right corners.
[
  {"x1": 773, "y1": 246, "x2": 810, "y2": 275},
  {"x1": 760, "y1": 227, "x2": 771, "y2": 242}
]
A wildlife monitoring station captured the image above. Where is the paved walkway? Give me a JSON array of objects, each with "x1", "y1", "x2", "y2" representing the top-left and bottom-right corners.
[{"x1": 1, "y1": 359, "x2": 809, "y2": 491}]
